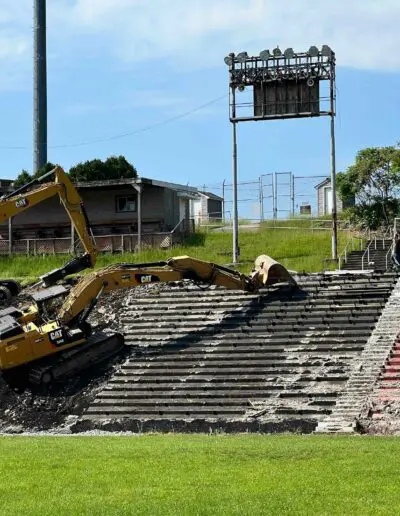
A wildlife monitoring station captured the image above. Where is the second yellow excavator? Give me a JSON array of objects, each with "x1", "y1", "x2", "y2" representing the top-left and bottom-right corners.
[
  {"x1": 0, "y1": 166, "x2": 98, "y2": 302},
  {"x1": 0, "y1": 254, "x2": 295, "y2": 387}
]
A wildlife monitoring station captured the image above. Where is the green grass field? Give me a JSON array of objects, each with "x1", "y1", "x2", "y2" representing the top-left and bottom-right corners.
[
  {"x1": 0, "y1": 225, "x2": 354, "y2": 284},
  {"x1": 0, "y1": 434, "x2": 399, "y2": 515}
]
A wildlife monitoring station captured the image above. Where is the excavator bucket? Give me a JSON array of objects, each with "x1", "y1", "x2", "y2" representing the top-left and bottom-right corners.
[{"x1": 252, "y1": 255, "x2": 297, "y2": 288}]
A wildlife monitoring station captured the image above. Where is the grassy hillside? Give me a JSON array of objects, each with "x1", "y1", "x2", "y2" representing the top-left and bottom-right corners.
[
  {"x1": 0, "y1": 434, "x2": 399, "y2": 515},
  {"x1": 0, "y1": 225, "x2": 352, "y2": 283}
]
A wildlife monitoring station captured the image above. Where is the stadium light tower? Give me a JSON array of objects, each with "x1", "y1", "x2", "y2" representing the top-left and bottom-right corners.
[
  {"x1": 224, "y1": 45, "x2": 337, "y2": 262},
  {"x1": 33, "y1": 0, "x2": 47, "y2": 173}
]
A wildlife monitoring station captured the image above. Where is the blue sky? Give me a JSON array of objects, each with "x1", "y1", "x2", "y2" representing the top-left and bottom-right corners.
[{"x1": 0, "y1": 0, "x2": 400, "y2": 212}]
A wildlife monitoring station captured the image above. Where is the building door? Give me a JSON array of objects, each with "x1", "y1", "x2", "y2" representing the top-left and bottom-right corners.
[{"x1": 324, "y1": 187, "x2": 332, "y2": 215}]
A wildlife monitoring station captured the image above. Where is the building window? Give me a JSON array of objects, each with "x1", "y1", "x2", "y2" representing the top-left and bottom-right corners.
[{"x1": 116, "y1": 195, "x2": 137, "y2": 213}]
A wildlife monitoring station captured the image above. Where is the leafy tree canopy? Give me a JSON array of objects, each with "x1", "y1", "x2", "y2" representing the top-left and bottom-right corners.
[
  {"x1": 69, "y1": 155, "x2": 137, "y2": 182},
  {"x1": 13, "y1": 170, "x2": 31, "y2": 189},
  {"x1": 13, "y1": 162, "x2": 57, "y2": 188},
  {"x1": 13, "y1": 156, "x2": 137, "y2": 190},
  {"x1": 337, "y1": 145, "x2": 400, "y2": 229}
]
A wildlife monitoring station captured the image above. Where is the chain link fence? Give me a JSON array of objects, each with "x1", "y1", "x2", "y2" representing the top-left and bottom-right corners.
[
  {"x1": 0, "y1": 232, "x2": 181, "y2": 256},
  {"x1": 197, "y1": 173, "x2": 329, "y2": 222}
]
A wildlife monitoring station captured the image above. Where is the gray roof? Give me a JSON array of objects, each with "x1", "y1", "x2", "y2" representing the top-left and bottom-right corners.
[
  {"x1": 314, "y1": 177, "x2": 330, "y2": 189},
  {"x1": 199, "y1": 191, "x2": 223, "y2": 201},
  {"x1": 76, "y1": 176, "x2": 198, "y2": 195}
]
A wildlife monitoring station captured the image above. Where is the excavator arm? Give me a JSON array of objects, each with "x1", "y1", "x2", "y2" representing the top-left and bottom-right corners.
[
  {"x1": 0, "y1": 166, "x2": 97, "y2": 286},
  {"x1": 58, "y1": 254, "x2": 295, "y2": 327},
  {"x1": 0, "y1": 254, "x2": 295, "y2": 384}
]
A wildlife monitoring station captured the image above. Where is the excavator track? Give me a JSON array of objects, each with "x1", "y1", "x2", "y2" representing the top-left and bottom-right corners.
[{"x1": 28, "y1": 331, "x2": 125, "y2": 385}]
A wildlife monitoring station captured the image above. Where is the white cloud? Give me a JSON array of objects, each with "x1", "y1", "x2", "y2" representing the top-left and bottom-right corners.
[
  {"x1": 1, "y1": 0, "x2": 400, "y2": 92},
  {"x1": 49, "y1": 0, "x2": 400, "y2": 71},
  {"x1": 0, "y1": 1, "x2": 31, "y2": 90}
]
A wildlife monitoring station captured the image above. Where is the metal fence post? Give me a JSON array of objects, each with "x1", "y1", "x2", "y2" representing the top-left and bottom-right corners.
[{"x1": 8, "y1": 218, "x2": 12, "y2": 256}]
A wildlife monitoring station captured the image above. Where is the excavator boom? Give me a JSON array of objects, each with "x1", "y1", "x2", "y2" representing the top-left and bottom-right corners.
[
  {"x1": 0, "y1": 254, "x2": 295, "y2": 386},
  {"x1": 59, "y1": 254, "x2": 295, "y2": 326}
]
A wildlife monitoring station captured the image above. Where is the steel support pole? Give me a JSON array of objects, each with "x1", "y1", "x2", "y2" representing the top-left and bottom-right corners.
[
  {"x1": 229, "y1": 62, "x2": 239, "y2": 264},
  {"x1": 133, "y1": 184, "x2": 142, "y2": 253},
  {"x1": 232, "y1": 121, "x2": 239, "y2": 263},
  {"x1": 290, "y1": 172, "x2": 295, "y2": 217},
  {"x1": 330, "y1": 63, "x2": 338, "y2": 261},
  {"x1": 260, "y1": 175, "x2": 264, "y2": 221},
  {"x1": 222, "y1": 179, "x2": 226, "y2": 222},
  {"x1": 273, "y1": 172, "x2": 278, "y2": 220}
]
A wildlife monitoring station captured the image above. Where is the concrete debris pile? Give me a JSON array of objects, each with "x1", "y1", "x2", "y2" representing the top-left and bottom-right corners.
[{"x1": 361, "y1": 399, "x2": 400, "y2": 435}]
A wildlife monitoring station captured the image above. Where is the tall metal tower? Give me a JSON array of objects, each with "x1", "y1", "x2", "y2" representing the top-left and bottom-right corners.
[{"x1": 33, "y1": 0, "x2": 47, "y2": 173}]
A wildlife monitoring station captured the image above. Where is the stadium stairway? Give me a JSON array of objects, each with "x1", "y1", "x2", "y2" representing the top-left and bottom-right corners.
[
  {"x1": 343, "y1": 239, "x2": 392, "y2": 271},
  {"x1": 75, "y1": 270, "x2": 399, "y2": 434},
  {"x1": 363, "y1": 332, "x2": 400, "y2": 428},
  {"x1": 315, "y1": 273, "x2": 400, "y2": 433}
]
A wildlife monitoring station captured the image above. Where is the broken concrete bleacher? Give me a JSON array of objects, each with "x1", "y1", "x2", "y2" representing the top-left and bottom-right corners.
[
  {"x1": 361, "y1": 307, "x2": 400, "y2": 432},
  {"x1": 77, "y1": 269, "x2": 398, "y2": 433}
]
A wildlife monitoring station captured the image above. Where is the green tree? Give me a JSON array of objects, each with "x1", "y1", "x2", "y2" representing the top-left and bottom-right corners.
[
  {"x1": 337, "y1": 146, "x2": 400, "y2": 229},
  {"x1": 34, "y1": 162, "x2": 57, "y2": 179},
  {"x1": 13, "y1": 162, "x2": 57, "y2": 188},
  {"x1": 69, "y1": 155, "x2": 137, "y2": 182},
  {"x1": 13, "y1": 169, "x2": 32, "y2": 188}
]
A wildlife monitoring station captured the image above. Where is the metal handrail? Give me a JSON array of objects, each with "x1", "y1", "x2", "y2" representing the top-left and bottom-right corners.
[
  {"x1": 385, "y1": 220, "x2": 400, "y2": 270},
  {"x1": 361, "y1": 238, "x2": 375, "y2": 270},
  {"x1": 338, "y1": 234, "x2": 366, "y2": 270},
  {"x1": 361, "y1": 228, "x2": 394, "y2": 270},
  {"x1": 385, "y1": 241, "x2": 394, "y2": 270}
]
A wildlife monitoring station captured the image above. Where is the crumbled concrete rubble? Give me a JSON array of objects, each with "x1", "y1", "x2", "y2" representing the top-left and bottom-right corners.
[
  {"x1": 360, "y1": 399, "x2": 400, "y2": 435},
  {"x1": 0, "y1": 281, "x2": 180, "y2": 434}
]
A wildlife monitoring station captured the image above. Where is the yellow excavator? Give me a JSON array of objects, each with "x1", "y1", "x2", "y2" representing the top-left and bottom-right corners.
[
  {"x1": 0, "y1": 166, "x2": 98, "y2": 303},
  {"x1": 0, "y1": 254, "x2": 295, "y2": 387}
]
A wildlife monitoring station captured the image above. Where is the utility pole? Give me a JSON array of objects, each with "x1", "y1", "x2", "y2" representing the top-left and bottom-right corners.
[{"x1": 33, "y1": 0, "x2": 47, "y2": 173}]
